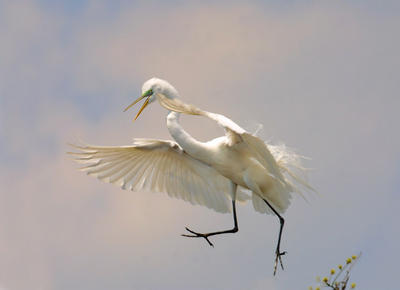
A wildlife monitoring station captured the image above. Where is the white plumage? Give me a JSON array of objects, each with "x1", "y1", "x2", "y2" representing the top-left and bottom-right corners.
[
  {"x1": 68, "y1": 77, "x2": 314, "y2": 275},
  {"x1": 70, "y1": 139, "x2": 245, "y2": 213}
]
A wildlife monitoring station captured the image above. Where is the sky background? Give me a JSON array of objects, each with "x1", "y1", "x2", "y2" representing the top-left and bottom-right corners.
[{"x1": 1, "y1": 0, "x2": 399, "y2": 289}]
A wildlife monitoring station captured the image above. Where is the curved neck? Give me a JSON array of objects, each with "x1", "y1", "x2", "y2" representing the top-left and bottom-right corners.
[{"x1": 166, "y1": 111, "x2": 208, "y2": 159}]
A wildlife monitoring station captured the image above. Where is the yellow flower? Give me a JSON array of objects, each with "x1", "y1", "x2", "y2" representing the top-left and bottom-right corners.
[
  {"x1": 346, "y1": 258, "x2": 352, "y2": 264},
  {"x1": 308, "y1": 287, "x2": 313, "y2": 290},
  {"x1": 338, "y1": 264, "x2": 343, "y2": 270},
  {"x1": 352, "y1": 255, "x2": 357, "y2": 260},
  {"x1": 330, "y1": 268, "x2": 336, "y2": 275},
  {"x1": 316, "y1": 287, "x2": 320, "y2": 290},
  {"x1": 322, "y1": 277, "x2": 328, "y2": 283},
  {"x1": 351, "y1": 282, "x2": 356, "y2": 288}
]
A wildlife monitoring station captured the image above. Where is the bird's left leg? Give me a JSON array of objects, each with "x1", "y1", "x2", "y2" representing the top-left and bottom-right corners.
[
  {"x1": 182, "y1": 183, "x2": 238, "y2": 247},
  {"x1": 263, "y1": 198, "x2": 286, "y2": 276},
  {"x1": 182, "y1": 199, "x2": 238, "y2": 247}
]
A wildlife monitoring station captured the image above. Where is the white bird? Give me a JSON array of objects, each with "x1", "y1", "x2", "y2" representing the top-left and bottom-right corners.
[{"x1": 69, "y1": 78, "x2": 314, "y2": 275}]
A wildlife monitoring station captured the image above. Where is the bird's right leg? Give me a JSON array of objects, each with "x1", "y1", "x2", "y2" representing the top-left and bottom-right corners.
[
  {"x1": 181, "y1": 199, "x2": 238, "y2": 247},
  {"x1": 263, "y1": 198, "x2": 286, "y2": 276}
]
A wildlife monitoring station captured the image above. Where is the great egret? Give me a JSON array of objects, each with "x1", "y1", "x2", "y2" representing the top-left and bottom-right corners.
[{"x1": 69, "y1": 78, "x2": 314, "y2": 275}]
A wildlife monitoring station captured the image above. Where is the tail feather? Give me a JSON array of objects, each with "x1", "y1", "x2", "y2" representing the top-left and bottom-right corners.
[{"x1": 267, "y1": 143, "x2": 317, "y2": 200}]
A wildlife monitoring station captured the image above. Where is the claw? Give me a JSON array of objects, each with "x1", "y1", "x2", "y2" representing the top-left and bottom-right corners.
[
  {"x1": 181, "y1": 227, "x2": 214, "y2": 247},
  {"x1": 184, "y1": 227, "x2": 197, "y2": 235},
  {"x1": 273, "y1": 250, "x2": 287, "y2": 275}
]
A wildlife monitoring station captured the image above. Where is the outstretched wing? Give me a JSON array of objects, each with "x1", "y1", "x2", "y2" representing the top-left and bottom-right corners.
[{"x1": 68, "y1": 139, "x2": 233, "y2": 213}]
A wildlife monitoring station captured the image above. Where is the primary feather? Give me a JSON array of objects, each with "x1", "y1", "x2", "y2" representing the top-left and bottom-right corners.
[{"x1": 69, "y1": 139, "x2": 246, "y2": 213}]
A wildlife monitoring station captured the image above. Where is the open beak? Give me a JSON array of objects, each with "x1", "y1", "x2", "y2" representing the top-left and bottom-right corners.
[
  {"x1": 123, "y1": 89, "x2": 153, "y2": 121},
  {"x1": 133, "y1": 97, "x2": 149, "y2": 121}
]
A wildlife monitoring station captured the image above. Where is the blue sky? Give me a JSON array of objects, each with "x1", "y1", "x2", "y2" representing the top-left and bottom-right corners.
[{"x1": 1, "y1": 1, "x2": 399, "y2": 289}]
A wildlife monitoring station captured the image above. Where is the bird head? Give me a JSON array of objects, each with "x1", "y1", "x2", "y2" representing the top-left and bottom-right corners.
[{"x1": 124, "y1": 78, "x2": 181, "y2": 121}]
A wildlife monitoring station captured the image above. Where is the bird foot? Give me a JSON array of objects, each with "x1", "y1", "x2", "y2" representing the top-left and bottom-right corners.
[
  {"x1": 181, "y1": 227, "x2": 214, "y2": 247},
  {"x1": 273, "y1": 249, "x2": 287, "y2": 276}
]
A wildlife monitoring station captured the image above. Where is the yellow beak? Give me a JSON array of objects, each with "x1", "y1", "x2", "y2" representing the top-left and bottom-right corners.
[
  {"x1": 133, "y1": 97, "x2": 149, "y2": 121},
  {"x1": 123, "y1": 95, "x2": 145, "y2": 113},
  {"x1": 123, "y1": 90, "x2": 153, "y2": 121}
]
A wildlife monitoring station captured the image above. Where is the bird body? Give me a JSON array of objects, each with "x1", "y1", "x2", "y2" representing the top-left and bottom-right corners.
[
  {"x1": 164, "y1": 101, "x2": 294, "y2": 214},
  {"x1": 69, "y1": 77, "x2": 314, "y2": 274}
]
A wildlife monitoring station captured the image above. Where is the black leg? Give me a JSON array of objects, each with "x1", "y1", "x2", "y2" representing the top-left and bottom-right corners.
[
  {"x1": 182, "y1": 200, "x2": 238, "y2": 247},
  {"x1": 263, "y1": 198, "x2": 286, "y2": 276}
]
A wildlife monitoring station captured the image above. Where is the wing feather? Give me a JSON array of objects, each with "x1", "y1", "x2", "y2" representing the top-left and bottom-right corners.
[
  {"x1": 123, "y1": 154, "x2": 148, "y2": 190},
  {"x1": 68, "y1": 140, "x2": 232, "y2": 213}
]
